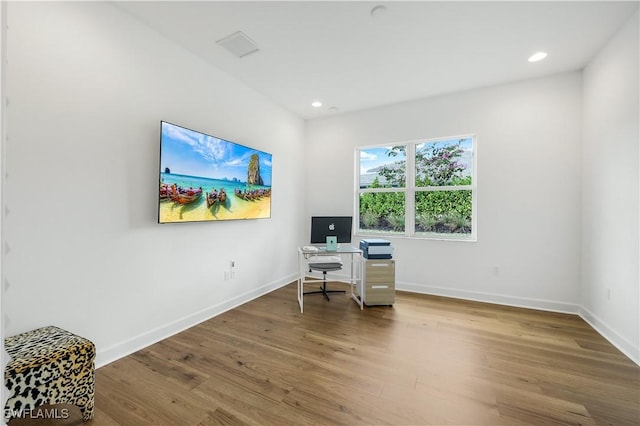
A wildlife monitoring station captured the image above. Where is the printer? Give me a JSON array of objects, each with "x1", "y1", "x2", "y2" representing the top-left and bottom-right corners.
[{"x1": 359, "y1": 238, "x2": 393, "y2": 259}]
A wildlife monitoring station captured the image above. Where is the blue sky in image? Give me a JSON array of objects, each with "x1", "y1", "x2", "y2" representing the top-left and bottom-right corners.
[
  {"x1": 360, "y1": 137, "x2": 473, "y2": 176},
  {"x1": 160, "y1": 122, "x2": 272, "y2": 185}
]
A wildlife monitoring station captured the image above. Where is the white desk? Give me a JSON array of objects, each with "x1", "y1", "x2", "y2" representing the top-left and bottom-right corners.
[{"x1": 297, "y1": 245, "x2": 364, "y2": 313}]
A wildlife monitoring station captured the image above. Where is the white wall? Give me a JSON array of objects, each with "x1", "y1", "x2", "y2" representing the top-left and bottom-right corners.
[
  {"x1": 0, "y1": 0, "x2": 8, "y2": 412},
  {"x1": 3, "y1": 2, "x2": 305, "y2": 367},
  {"x1": 306, "y1": 73, "x2": 583, "y2": 312},
  {"x1": 581, "y1": 12, "x2": 639, "y2": 364}
]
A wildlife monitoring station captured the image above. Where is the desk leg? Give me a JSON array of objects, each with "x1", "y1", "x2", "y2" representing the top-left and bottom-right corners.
[
  {"x1": 349, "y1": 252, "x2": 364, "y2": 310},
  {"x1": 297, "y1": 254, "x2": 304, "y2": 313},
  {"x1": 298, "y1": 252, "x2": 306, "y2": 314},
  {"x1": 298, "y1": 276, "x2": 304, "y2": 313}
]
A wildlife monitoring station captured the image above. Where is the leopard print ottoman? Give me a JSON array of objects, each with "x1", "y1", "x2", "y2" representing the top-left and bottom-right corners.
[{"x1": 4, "y1": 326, "x2": 95, "y2": 422}]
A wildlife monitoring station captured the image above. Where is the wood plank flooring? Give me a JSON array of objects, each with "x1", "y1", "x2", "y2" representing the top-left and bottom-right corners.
[{"x1": 91, "y1": 282, "x2": 639, "y2": 425}]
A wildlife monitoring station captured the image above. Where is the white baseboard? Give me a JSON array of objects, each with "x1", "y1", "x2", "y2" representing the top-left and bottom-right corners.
[
  {"x1": 397, "y1": 281, "x2": 579, "y2": 314},
  {"x1": 397, "y1": 280, "x2": 639, "y2": 366},
  {"x1": 579, "y1": 305, "x2": 640, "y2": 366},
  {"x1": 95, "y1": 273, "x2": 297, "y2": 368}
]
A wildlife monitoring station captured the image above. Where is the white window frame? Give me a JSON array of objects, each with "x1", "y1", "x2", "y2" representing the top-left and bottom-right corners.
[{"x1": 355, "y1": 135, "x2": 477, "y2": 242}]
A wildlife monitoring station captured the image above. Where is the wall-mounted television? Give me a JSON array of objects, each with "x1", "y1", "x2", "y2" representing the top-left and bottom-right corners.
[{"x1": 158, "y1": 121, "x2": 272, "y2": 224}]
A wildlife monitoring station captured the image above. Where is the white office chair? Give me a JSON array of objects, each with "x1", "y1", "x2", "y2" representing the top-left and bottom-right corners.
[{"x1": 305, "y1": 255, "x2": 345, "y2": 301}]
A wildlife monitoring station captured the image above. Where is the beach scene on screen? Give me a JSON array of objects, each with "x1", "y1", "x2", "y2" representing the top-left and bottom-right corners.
[{"x1": 158, "y1": 122, "x2": 272, "y2": 223}]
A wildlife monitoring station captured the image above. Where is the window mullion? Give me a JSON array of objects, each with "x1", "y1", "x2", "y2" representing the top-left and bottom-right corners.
[
  {"x1": 405, "y1": 143, "x2": 416, "y2": 237},
  {"x1": 354, "y1": 148, "x2": 361, "y2": 232}
]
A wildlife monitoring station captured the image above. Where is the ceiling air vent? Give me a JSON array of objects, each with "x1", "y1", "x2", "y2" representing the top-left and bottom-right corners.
[{"x1": 216, "y1": 31, "x2": 259, "y2": 58}]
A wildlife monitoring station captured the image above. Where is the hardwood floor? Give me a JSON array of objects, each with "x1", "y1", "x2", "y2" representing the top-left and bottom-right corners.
[{"x1": 91, "y1": 283, "x2": 639, "y2": 425}]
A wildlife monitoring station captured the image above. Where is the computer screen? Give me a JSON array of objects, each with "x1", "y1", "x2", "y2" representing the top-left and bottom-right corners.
[{"x1": 310, "y1": 216, "x2": 353, "y2": 244}]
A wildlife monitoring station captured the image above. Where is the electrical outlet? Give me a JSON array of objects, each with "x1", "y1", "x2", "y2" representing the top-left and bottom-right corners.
[
  {"x1": 606, "y1": 288, "x2": 611, "y2": 301},
  {"x1": 230, "y1": 260, "x2": 236, "y2": 279}
]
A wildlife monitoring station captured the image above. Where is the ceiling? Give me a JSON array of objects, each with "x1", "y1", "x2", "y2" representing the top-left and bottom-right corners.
[{"x1": 114, "y1": 1, "x2": 638, "y2": 120}]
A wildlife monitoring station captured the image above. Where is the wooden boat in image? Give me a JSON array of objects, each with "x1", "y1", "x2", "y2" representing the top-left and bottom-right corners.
[
  {"x1": 206, "y1": 188, "x2": 227, "y2": 208},
  {"x1": 234, "y1": 188, "x2": 247, "y2": 200},
  {"x1": 159, "y1": 183, "x2": 171, "y2": 200},
  {"x1": 171, "y1": 185, "x2": 202, "y2": 205},
  {"x1": 206, "y1": 191, "x2": 218, "y2": 208}
]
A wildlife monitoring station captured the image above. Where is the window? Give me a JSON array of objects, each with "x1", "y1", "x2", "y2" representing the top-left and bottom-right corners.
[{"x1": 357, "y1": 136, "x2": 475, "y2": 241}]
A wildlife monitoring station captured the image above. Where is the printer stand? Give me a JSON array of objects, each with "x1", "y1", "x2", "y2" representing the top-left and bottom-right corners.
[{"x1": 362, "y1": 259, "x2": 395, "y2": 306}]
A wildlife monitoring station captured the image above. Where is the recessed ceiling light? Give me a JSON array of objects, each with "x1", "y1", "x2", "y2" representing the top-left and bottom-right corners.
[
  {"x1": 311, "y1": 101, "x2": 322, "y2": 108},
  {"x1": 528, "y1": 52, "x2": 548, "y2": 62}
]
